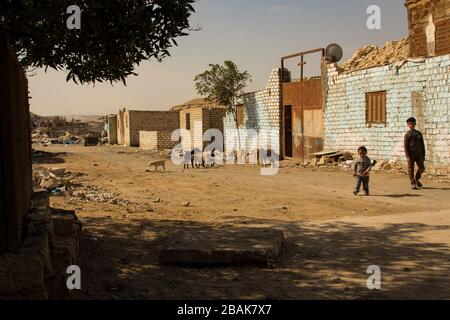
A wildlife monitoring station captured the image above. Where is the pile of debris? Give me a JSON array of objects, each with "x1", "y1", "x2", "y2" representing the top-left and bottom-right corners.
[
  {"x1": 33, "y1": 167, "x2": 82, "y2": 194},
  {"x1": 371, "y1": 159, "x2": 406, "y2": 173},
  {"x1": 33, "y1": 166, "x2": 154, "y2": 212},
  {"x1": 70, "y1": 186, "x2": 121, "y2": 204},
  {"x1": 339, "y1": 37, "x2": 409, "y2": 72},
  {"x1": 305, "y1": 150, "x2": 354, "y2": 167},
  {"x1": 32, "y1": 131, "x2": 82, "y2": 145},
  {"x1": 299, "y1": 152, "x2": 408, "y2": 174},
  {"x1": 68, "y1": 186, "x2": 154, "y2": 212}
]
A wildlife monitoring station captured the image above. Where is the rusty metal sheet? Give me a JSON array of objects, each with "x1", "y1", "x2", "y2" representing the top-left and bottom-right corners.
[
  {"x1": 301, "y1": 79, "x2": 323, "y2": 159},
  {"x1": 282, "y1": 82, "x2": 302, "y2": 107},
  {"x1": 282, "y1": 78, "x2": 323, "y2": 160},
  {"x1": 301, "y1": 79, "x2": 323, "y2": 110},
  {"x1": 304, "y1": 137, "x2": 324, "y2": 158},
  {"x1": 292, "y1": 105, "x2": 302, "y2": 159}
]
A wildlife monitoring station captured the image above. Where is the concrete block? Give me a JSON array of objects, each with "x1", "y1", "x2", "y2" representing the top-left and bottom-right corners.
[{"x1": 159, "y1": 227, "x2": 284, "y2": 266}]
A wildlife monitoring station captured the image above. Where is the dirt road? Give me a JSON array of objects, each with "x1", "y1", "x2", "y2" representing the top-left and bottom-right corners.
[{"x1": 34, "y1": 144, "x2": 450, "y2": 299}]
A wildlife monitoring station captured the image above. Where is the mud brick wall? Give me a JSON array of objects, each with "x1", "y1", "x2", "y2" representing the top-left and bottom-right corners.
[
  {"x1": 139, "y1": 131, "x2": 178, "y2": 150},
  {"x1": 117, "y1": 110, "x2": 126, "y2": 145},
  {"x1": 125, "y1": 111, "x2": 179, "y2": 147},
  {"x1": 0, "y1": 190, "x2": 82, "y2": 299},
  {"x1": 323, "y1": 54, "x2": 450, "y2": 169},
  {"x1": 107, "y1": 115, "x2": 118, "y2": 145},
  {"x1": 406, "y1": 0, "x2": 450, "y2": 57},
  {"x1": 203, "y1": 108, "x2": 227, "y2": 149},
  {"x1": 224, "y1": 68, "x2": 282, "y2": 155}
]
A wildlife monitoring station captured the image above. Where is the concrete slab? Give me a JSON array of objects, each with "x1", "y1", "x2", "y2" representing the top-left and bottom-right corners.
[{"x1": 159, "y1": 227, "x2": 284, "y2": 266}]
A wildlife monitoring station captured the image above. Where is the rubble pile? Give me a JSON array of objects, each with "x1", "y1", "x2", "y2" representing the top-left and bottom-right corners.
[
  {"x1": 33, "y1": 167, "x2": 87, "y2": 194},
  {"x1": 339, "y1": 37, "x2": 409, "y2": 72},
  {"x1": 70, "y1": 187, "x2": 121, "y2": 204},
  {"x1": 33, "y1": 166, "x2": 153, "y2": 212},
  {"x1": 32, "y1": 131, "x2": 82, "y2": 145},
  {"x1": 69, "y1": 187, "x2": 154, "y2": 212},
  {"x1": 292, "y1": 151, "x2": 411, "y2": 175},
  {"x1": 371, "y1": 158, "x2": 406, "y2": 173}
]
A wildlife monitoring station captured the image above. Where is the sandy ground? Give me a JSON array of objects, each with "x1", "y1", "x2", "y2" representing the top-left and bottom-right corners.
[{"x1": 33, "y1": 144, "x2": 450, "y2": 300}]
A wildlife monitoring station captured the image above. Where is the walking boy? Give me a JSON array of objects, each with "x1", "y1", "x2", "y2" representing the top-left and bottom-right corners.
[
  {"x1": 404, "y1": 117, "x2": 426, "y2": 189},
  {"x1": 353, "y1": 146, "x2": 372, "y2": 196}
]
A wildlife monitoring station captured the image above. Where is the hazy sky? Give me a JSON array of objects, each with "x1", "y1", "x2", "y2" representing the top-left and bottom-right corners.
[{"x1": 29, "y1": 0, "x2": 408, "y2": 116}]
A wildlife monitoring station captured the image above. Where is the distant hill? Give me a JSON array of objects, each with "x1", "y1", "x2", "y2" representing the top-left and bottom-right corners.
[
  {"x1": 64, "y1": 115, "x2": 104, "y2": 123},
  {"x1": 30, "y1": 113, "x2": 104, "y2": 123}
]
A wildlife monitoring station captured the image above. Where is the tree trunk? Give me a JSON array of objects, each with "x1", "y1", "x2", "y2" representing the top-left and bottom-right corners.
[{"x1": 232, "y1": 108, "x2": 242, "y2": 151}]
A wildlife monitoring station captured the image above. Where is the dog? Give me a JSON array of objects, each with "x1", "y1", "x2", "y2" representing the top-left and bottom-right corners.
[{"x1": 147, "y1": 160, "x2": 166, "y2": 172}]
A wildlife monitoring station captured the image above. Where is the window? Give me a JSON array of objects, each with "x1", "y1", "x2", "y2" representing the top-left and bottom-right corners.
[
  {"x1": 366, "y1": 91, "x2": 387, "y2": 125},
  {"x1": 185, "y1": 113, "x2": 191, "y2": 130},
  {"x1": 236, "y1": 104, "x2": 244, "y2": 128}
]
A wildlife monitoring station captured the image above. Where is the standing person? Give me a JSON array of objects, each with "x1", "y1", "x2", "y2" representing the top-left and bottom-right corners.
[
  {"x1": 353, "y1": 146, "x2": 372, "y2": 196},
  {"x1": 404, "y1": 117, "x2": 426, "y2": 190}
]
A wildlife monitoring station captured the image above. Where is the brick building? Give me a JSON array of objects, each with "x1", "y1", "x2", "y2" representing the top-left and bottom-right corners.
[
  {"x1": 406, "y1": 0, "x2": 450, "y2": 57},
  {"x1": 115, "y1": 108, "x2": 180, "y2": 147},
  {"x1": 172, "y1": 99, "x2": 227, "y2": 150},
  {"x1": 322, "y1": 0, "x2": 450, "y2": 171},
  {"x1": 106, "y1": 114, "x2": 118, "y2": 144}
]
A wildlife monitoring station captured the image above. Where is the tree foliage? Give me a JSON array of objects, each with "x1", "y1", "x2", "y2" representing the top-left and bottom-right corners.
[
  {"x1": 194, "y1": 60, "x2": 251, "y2": 117},
  {"x1": 194, "y1": 61, "x2": 251, "y2": 149},
  {"x1": 0, "y1": 0, "x2": 196, "y2": 84}
]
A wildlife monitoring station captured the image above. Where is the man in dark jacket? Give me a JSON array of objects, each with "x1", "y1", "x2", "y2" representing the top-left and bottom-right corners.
[{"x1": 404, "y1": 117, "x2": 426, "y2": 189}]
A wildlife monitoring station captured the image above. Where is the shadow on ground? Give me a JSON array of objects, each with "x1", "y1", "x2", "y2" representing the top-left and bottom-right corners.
[
  {"x1": 75, "y1": 215, "x2": 450, "y2": 300},
  {"x1": 32, "y1": 150, "x2": 67, "y2": 164}
]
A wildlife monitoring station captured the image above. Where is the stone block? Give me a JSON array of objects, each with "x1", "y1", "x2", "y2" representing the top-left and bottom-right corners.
[
  {"x1": 159, "y1": 227, "x2": 284, "y2": 266},
  {"x1": 31, "y1": 189, "x2": 50, "y2": 211},
  {"x1": 50, "y1": 209, "x2": 82, "y2": 238}
]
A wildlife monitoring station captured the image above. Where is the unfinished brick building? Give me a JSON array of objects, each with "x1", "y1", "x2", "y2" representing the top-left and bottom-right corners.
[
  {"x1": 323, "y1": 0, "x2": 450, "y2": 171},
  {"x1": 115, "y1": 109, "x2": 180, "y2": 147},
  {"x1": 172, "y1": 99, "x2": 227, "y2": 150}
]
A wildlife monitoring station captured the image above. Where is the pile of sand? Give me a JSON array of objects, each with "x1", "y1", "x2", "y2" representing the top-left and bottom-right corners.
[{"x1": 339, "y1": 37, "x2": 409, "y2": 72}]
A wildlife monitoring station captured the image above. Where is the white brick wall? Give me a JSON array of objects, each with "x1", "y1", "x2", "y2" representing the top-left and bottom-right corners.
[
  {"x1": 323, "y1": 55, "x2": 450, "y2": 168},
  {"x1": 224, "y1": 68, "x2": 282, "y2": 155}
]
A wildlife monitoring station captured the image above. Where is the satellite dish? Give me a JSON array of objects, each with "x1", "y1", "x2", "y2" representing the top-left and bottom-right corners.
[{"x1": 325, "y1": 43, "x2": 343, "y2": 63}]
